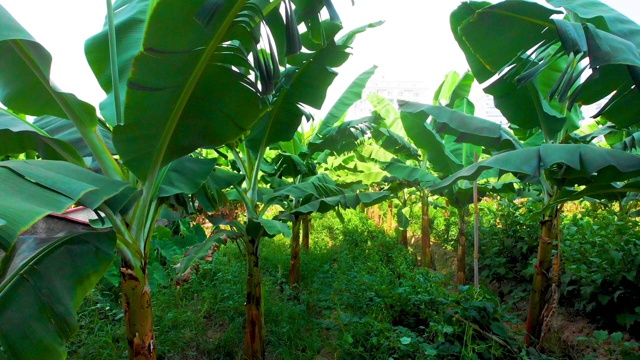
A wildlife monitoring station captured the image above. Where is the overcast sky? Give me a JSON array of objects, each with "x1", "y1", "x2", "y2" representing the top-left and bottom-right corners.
[{"x1": 1, "y1": 0, "x2": 638, "y2": 117}]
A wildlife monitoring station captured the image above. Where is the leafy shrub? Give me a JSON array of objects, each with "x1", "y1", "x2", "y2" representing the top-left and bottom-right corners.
[
  {"x1": 561, "y1": 205, "x2": 640, "y2": 334},
  {"x1": 312, "y1": 210, "x2": 524, "y2": 359},
  {"x1": 474, "y1": 196, "x2": 541, "y2": 306}
]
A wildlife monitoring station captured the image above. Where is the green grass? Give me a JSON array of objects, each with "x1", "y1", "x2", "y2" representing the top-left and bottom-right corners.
[{"x1": 68, "y1": 210, "x2": 524, "y2": 359}]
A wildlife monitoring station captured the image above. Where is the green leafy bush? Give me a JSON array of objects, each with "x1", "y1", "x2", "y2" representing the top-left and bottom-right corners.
[
  {"x1": 475, "y1": 197, "x2": 541, "y2": 306},
  {"x1": 561, "y1": 205, "x2": 640, "y2": 334}
]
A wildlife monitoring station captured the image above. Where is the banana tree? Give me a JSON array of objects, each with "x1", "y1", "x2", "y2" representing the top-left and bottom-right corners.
[
  {"x1": 189, "y1": 18, "x2": 381, "y2": 358},
  {"x1": 444, "y1": 0, "x2": 640, "y2": 346},
  {"x1": 0, "y1": 1, "x2": 344, "y2": 358},
  {"x1": 370, "y1": 71, "x2": 471, "y2": 269},
  {"x1": 266, "y1": 65, "x2": 378, "y2": 287}
]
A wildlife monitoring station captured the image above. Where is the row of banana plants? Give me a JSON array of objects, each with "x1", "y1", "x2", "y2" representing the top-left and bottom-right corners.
[
  {"x1": 2, "y1": 0, "x2": 640, "y2": 357},
  {"x1": 0, "y1": 1, "x2": 394, "y2": 359},
  {"x1": 347, "y1": 0, "x2": 640, "y2": 350},
  {"x1": 305, "y1": 0, "x2": 640, "y2": 352}
]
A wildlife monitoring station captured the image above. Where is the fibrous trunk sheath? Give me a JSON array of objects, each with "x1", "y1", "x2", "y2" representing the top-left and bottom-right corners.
[
  {"x1": 400, "y1": 228, "x2": 408, "y2": 248},
  {"x1": 121, "y1": 262, "x2": 156, "y2": 360},
  {"x1": 421, "y1": 191, "x2": 433, "y2": 269},
  {"x1": 525, "y1": 212, "x2": 557, "y2": 347},
  {"x1": 387, "y1": 200, "x2": 394, "y2": 233},
  {"x1": 302, "y1": 214, "x2": 310, "y2": 252},
  {"x1": 289, "y1": 215, "x2": 302, "y2": 287},
  {"x1": 244, "y1": 237, "x2": 265, "y2": 359},
  {"x1": 456, "y1": 210, "x2": 467, "y2": 286}
]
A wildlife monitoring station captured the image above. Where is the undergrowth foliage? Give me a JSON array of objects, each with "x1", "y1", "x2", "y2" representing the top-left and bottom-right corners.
[
  {"x1": 476, "y1": 196, "x2": 640, "y2": 338},
  {"x1": 68, "y1": 209, "x2": 524, "y2": 359},
  {"x1": 561, "y1": 205, "x2": 640, "y2": 335}
]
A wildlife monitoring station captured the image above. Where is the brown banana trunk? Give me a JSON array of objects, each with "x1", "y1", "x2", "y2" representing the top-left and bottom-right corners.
[
  {"x1": 525, "y1": 210, "x2": 558, "y2": 347},
  {"x1": 121, "y1": 262, "x2": 156, "y2": 360},
  {"x1": 289, "y1": 216, "x2": 302, "y2": 287},
  {"x1": 375, "y1": 204, "x2": 382, "y2": 227},
  {"x1": 302, "y1": 214, "x2": 310, "y2": 252},
  {"x1": 456, "y1": 210, "x2": 467, "y2": 286},
  {"x1": 244, "y1": 237, "x2": 265, "y2": 359},
  {"x1": 400, "y1": 228, "x2": 408, "y2": 248},
  {"x1": 473, "y1": 172, "x2": 480, "y2": 288},
  {"x1": 421, "y1": 191, "x2": 433, "y2": 269},
  {"x1": 387, "y1": 200, "x2": 394, "y2": 233}
]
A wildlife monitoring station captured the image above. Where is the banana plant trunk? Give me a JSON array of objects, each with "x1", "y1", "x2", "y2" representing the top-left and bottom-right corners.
[
  {"x1": 421, "y1": 191, "x2": 434, "y2": 269},
  {"x1": 289, "y1": 215, "x2": 302, "y2": 287},
  {"x1": 302, "y1": 214, "x2": 310, "y2": 252},
  {"x1": 374, "y1": 204, "x2": 382, "y2": 227},
  {"x1": 400, "y1": 228, "x2": 409, "y2": 248},
  {"x1": 456, "y1": 209, "x2": 467, "y2": 286},
  {"x1": 525, "y1": 208, "x2": 558, "y2": 347},
  {"x1": 121, "y1": 261, "x2": 156, "y2": 360},
  {"x1": 244, "y1": 237, "x2": 265, "y2": 359},
  {"x1": 387, "y1": 200, "x2": 394, "y2": 233}
]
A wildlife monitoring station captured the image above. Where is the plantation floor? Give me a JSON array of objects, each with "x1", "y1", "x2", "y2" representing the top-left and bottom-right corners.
[{"x1": 65, "y1": 211, "x2": 638, "y2": 359}]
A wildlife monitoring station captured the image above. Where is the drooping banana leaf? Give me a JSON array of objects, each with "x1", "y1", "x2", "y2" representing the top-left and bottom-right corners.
[
  {"x1": 245, "y1": 21, "x2": 382, "y2": 154},
  {"x1": 431, "y1": 144, "x2": 640, "y2": 193},
  {"x1": 368, "y1": 94, "x2": 406, "y2": 137},
  {"x1": 308, "y1": 116, "x2": 374, "y2": 156},
  {"x1": 158, "y1": 156, "x2": 218, "y2": 197},
  {"x1": 290, "y1": 191, "x2": 389, "y2": 216},
  {"x1": 195, "y1": 167, "x2": 246, "y2": 212},
  {"x1": 0, "y1": 6, "x2": 100, "y2": 129},
  {"x1": 382, "y1": 161, "x2": 439, "y2": 188},
  {"x1": 113, "y1": 0, "x2": 267, "y2": 181},
  {"x1": 0, "y1": 230, "x2": 116, "y2": 359},
  {"x1": 33, "y1": 115, "x2": 116, "y2": 159},
  {"x1": 0, "y1": 161, "x2": 136, "y2": 249},
  {"x1": 0, "y1": 110, "x2": 84, "y2": 165},
  {"x1": 399, "y1": 102, "x2": 522, "y2": 152},
  {"x1": 399, "y1": 104, "x2": 462, "y2": 175},
  {"x1": 370, "y1": 126, "x2": 421, "y2": 162}
]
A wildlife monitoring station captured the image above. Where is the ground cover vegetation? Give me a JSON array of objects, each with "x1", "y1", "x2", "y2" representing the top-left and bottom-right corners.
[{"x1": 2, "y1": 0, "x2": 640, "y2": 359}]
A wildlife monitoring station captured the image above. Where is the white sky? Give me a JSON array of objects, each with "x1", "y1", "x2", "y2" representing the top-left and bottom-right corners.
[{"x1": 0, "y1": 0, "x2": 639, "y2": 118}]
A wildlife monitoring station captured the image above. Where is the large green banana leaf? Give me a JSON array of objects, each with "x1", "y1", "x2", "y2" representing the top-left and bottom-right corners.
[
  {"x1": 431, "y1": 144, "x2": 640, "y2": 193},
  {"x1": 113, "y1": 0, "x2": 266, "y2": 181},
  {"x1": 456, "y1": 2, "x2": 559, "y2": 76},
  {"x1": 0, "y1": 110, "x2": 84, "y2": 165},
  {"x1": 158, "y1": 156, "x2": 218, "y2": 197},
  {"x1": 308, "y1": 116, "x2": 373, "y2": 155},
  {"x1": 455, "y1": 1, "x2": 640, "y2": 130},
  {"x1": 398, "y1": 106, "x2": 461, "y2": 175},
  {"x1": 316, "y1": 65, "x2": 378, "y2": 135},
  {"x1": 453, "y1": 1, "x2": 588, "y2": 140},
  {"x1": 370, "y1": 126, "x2": 421, "y2": 162},
  {"x1": 449, "y1": 1, "x2": 493, "y2": 83},
  {"x1": 269, "y1": 177, "x2": 389, "y2": 215},
  {"x1": 33, "y1": 116, "x2": 116, "y2": 159},
  {"x1": 0, "y1": 161, "x2": 135, "y2": 249},
  {"x1": 0, "y1": 230, "x2": 116, "y2": 359},
  {"x1": 0, "y1": 5, "x2": 100, "y2": 130},
  {"x1": 399, "y1": 102, "x2": 522, "y2": 152},
  {"x1": 85, "y1": 0, "x2": 150, "y2": 126},
  {"x1": 382, "y1": 161, "x2": 439, "y2": 188},
  {"x1": 368, "y1": 94, "x2": 406, "y2": 137},
  {"x1": 290, "y1": 191, "x2": 389, "y2": 216},
  {"x1": 245, "y1": 21, "x2": 382, "y2": 154},
  {"x1": 548, "y1": 0, "x2": 640, "y2": 49}
]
